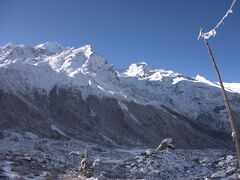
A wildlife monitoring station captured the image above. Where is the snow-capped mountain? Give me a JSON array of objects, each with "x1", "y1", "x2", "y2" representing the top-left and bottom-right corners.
[{"x1": 0, "y1": 42, "x2": 239, "y2": 148}]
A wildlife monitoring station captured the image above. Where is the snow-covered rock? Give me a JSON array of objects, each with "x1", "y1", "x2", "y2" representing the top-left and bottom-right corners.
[
  {"x1": 124, "y1": 62, "x2": 149, "y2": 77},
  {"x1": 223, "y1": 83, "x2": 240, "y2": 94},
  {"x1": 34, "y1": 42, "x2": 64, "y2": 54},
  {"x1": 24, "y1": 132, "x2": 38, "y2": 140}
]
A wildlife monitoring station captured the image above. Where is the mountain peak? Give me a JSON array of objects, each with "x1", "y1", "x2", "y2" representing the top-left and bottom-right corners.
[
  {"x1": 124, "y1": 61, "x2": 149, "y2": 77},
  {"x1": 195, "y1": 75, "x2": 216, "y2": 86},
  {"x1": 2, "y1": 43, "x2": 25, "y2": 50},
  {"x1": 77, "y1": 44, "x2": 93, "y2": 59},
  {"x1": 35, "y1": 42, "x2": 64, "y2": 54}
]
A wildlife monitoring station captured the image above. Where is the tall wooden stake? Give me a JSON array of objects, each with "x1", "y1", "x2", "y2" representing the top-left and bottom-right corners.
[{"x1": 201, "y1": 27, "x2": 240, "y2": 169}]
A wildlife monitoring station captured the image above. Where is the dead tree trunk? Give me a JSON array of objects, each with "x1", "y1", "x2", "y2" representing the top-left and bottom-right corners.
[{"x1": 200, "y1": 27, "x2": 240, "y2": 168}]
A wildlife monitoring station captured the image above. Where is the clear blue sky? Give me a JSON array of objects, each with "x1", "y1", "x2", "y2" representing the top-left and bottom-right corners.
[{"x1": 0, "y1": 0, "x2": 239, "y2": 82}]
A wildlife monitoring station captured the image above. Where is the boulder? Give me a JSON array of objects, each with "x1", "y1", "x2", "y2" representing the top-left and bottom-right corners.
[{"x1": 156, "y1": 138, "x2": 175, "y2": 151}]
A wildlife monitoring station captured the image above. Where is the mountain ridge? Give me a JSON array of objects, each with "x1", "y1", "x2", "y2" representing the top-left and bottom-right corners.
[{"x1": 0, "y1": 42, "x2": 240, "y2": 148}]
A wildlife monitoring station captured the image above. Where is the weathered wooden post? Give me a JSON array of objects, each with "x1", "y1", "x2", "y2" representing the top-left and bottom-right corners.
[{"x1": 200, "y1": 27, "x2": 240, "y2": 168}]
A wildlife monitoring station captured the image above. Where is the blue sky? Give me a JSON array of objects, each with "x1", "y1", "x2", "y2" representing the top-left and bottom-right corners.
[{"x1": 0, "y1": 0, "x2": 239, "y2": 82}]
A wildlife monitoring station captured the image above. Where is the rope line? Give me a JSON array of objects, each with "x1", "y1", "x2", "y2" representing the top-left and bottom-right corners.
[{"x1": 198, "y1": 0, "x2": 238, "y2": 40}]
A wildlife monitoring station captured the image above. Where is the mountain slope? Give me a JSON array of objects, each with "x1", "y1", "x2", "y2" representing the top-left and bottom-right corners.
[{"x1": 0, "y1": 42, "x2": 239, "y2": 148}]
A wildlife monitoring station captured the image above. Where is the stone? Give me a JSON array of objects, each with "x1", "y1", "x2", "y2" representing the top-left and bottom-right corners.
[
  {"x1": 210, "y1": 170, "x2": 226, "y2": 178},
  {"x1": 156, "y1": 138, "x2": 175, "y2": 151},
  {"x1": 78, "y1": 150, "x2": 94, "y2": 178},
  {"x1": 24, "y1": 132, "x2": 38, "y2": 140},
  {"x1": 226, "y1": 168, "x2": 235, "y2": 176},
  {"x1": 24, "y1": 156, "x2": 32, "y2": 161}
]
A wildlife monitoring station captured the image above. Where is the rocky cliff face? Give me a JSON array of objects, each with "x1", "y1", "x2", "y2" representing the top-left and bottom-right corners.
[{"x1": 0, "y1": 42, "x2": 239, "y2": 148}]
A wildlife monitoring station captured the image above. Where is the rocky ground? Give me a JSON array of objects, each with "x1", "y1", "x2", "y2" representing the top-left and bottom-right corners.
[{"x1": 0, "y1": 131, "x2": 239, "y2": 179}]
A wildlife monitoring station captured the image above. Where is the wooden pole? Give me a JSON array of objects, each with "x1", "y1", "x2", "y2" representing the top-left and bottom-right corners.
[{"x1": 200, "y1": 27, "x2": 240, "y2": 169}]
